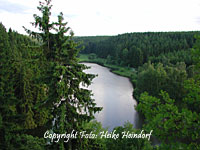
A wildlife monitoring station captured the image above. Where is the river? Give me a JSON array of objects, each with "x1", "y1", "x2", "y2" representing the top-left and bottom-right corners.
[{"x1": 82, "y1": 63, "x2": 140, "y2": 131}]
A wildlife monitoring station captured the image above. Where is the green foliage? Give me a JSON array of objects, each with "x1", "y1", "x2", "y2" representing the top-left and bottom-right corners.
[
  {"x1": 137, "y1": 90, "x2": 200, "y2": 148},
  {"x1": 0, "y1": 22, "x2": 48, "y2": 149},
  {"x1": 77, "y1": 31, "x2": 197, "y2": 68},
  {"x1": 1, "y1": 0, "x2": 200, "y2": 149},
  {"x1": 136, "y1": 37, "x2": 200, "y2": 148},
  {"x1": 8, "y1": 134, "x2": 46, "y2": 150},
  {"x1": 23, "y1": 1, "x2": 102, "y2": 149},
  {"x1": 88, "y1": 53, "x2": 97, "y2": 60},
  {"x1": 130, "y1": 46, "x2": 143, "y2": 67},
  {"x1": 155, "y1": 142, "x2": 200, "y2": 150},
  {"x1": 81, "y1": 120, "x2": 107, "y2": 150},
  {"x1": 192, "y1": 35, "x2": 200, "y2": 69},
  {"x1": 135, "y1": 62, "x2": 187, "y2": 102},
  {"x1": 1, "y1": 0, "x2": 102, "y2": 149},
  {"x1": 135, "y1": 62, "x2": 167, "y2": 98},
  {"x1": 149, "y1": 50, "x2": 193, "y2": 66},
  {"x1": 105, "y1": 122, "x2": 153, "y2": 150},
  {"x1": 79, "y1": 121, "x2": 153, "y2": 150}
]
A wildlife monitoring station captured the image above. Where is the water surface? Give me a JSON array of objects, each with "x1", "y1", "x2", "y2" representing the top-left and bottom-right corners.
[{"x1": 83, "y1": 63, "x2": 139, "y2": 131}]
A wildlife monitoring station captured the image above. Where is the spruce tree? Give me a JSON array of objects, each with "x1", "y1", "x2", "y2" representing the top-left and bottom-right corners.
[{"x1": 24, "y1": 0, "x2": 102, "y2": 149}]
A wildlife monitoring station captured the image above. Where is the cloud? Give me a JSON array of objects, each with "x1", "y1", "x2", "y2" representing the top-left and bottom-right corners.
[
  {"x1": 0, "y1": 0, "x2": 30, "y2": 14},
  {"x1": 196, "y1": 17, "x2": 200, "y2": 25},
  {"x1": 0, "y1": 0, "x2": 199, "y2": 36}
]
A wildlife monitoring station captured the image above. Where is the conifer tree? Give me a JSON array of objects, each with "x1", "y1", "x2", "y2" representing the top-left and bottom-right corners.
[
  {"x1": 24, "y1": 0, "x2": 102, "y2": 149},
  {"x1": 0, "y1": 23, "x2": 50, "y2": 149},
  {"x1": 0, "y1": 22, "x2": 14, "y2": 149}
]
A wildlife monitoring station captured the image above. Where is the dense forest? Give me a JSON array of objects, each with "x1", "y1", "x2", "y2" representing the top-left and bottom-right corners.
[
  {"x1": 77, "y1": 28, "x2": 200, "y2": 149},
  {"x1": 1, "y1": 0, "x2": 200, "y2": 149},
  {"x1": 0, "y1": 0, "x2": 157, "y2": 149},
  {"x1": 77, "y1": 32, "x2": 197, "y2": 68},
  {"x1": 0, "y1": 0, "x2": 103, "y2": 149}
]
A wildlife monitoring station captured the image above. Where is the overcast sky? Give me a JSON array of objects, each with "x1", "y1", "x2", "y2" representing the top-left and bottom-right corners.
[{"x1": 0, "y1": 0, "x2": 200, "y2": 36}]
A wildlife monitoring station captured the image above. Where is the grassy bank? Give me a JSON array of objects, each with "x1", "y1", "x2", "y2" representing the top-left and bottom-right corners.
[
  {"x1": 79, "y1": 54, "x2": 106, "y2": 65},
  {"x1": 79, "y1": 54, "x2": 137, "y2": 87}
]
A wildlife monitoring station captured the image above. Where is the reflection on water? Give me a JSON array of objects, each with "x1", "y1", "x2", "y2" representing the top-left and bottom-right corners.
[{"x1": 83, "y1": 63, "x2": 140, "y2": 131}]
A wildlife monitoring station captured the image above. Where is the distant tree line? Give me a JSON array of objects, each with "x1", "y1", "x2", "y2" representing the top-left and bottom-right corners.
[{"x1": 77, "y1": 32, "x2": 198, "y2": 68}]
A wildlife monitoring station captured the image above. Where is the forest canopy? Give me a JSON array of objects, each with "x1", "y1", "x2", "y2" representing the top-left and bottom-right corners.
[{"x1": 0, "y1": 0, "x2": 200, "y2": 149}]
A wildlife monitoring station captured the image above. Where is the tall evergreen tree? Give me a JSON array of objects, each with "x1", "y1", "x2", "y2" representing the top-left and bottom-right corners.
[{"x1": 24, "y1": 1, "x2": 102, "y2": 149}]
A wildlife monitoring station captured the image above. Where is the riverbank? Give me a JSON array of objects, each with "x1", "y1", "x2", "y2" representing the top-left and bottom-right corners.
[
  {"x1": 80, "y1": 58, "x2": 144, "y2": 129},
  {"x1": 82, "y1": 63, "x2": 140, "y2": 130},
  {"x1": 79, "y1": 54, "x2": 137, "y2": 88}
]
